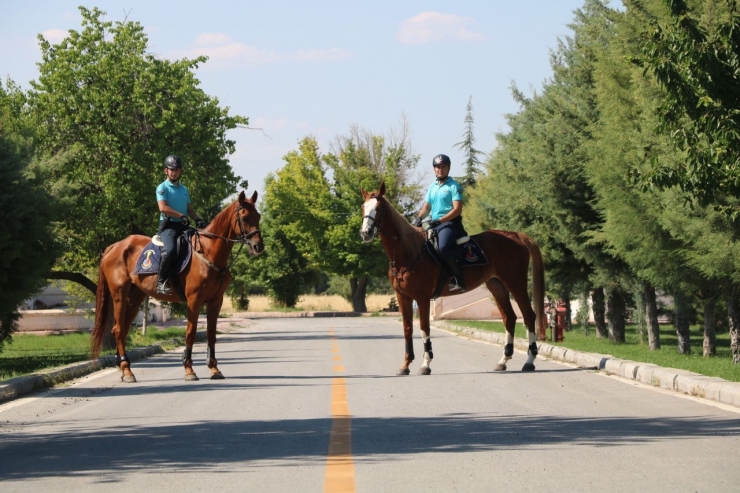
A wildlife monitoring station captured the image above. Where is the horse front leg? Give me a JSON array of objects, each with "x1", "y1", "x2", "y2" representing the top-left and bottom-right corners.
[
  {"x1": 182, "y1": 304, "x2": 201, "y2": 381},
  {"x1": 417, "y1": 298, "x2": 433, "y2": 375},
  {"x1": 396, "y1": 292, "x2": 414, "y2": 376},
  {"x1": 205, "y1": 296, "x2": 225, "y2": 380}
]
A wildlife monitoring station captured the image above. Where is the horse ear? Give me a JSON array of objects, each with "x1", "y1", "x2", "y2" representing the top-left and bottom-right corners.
[
  {"x1": 250, "y1": 190, "x2": 258, "y2": 203},
  {"x1": 379, "y1": 181, "x2": 386, "y2": 197},
  {"x1": 361, "y1": 187, "x2": 368, "y2": 200},
  {"x1": 238, "y1": 190, "x2": 246, "y2": 203}
]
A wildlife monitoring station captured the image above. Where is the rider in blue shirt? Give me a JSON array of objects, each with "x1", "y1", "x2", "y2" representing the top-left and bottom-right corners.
[
  {"x1": 155, "y1": 155, "x2": 207, "y2": 294},
  {"x1": 411, "y1": 154, "x2": 467, "y2": 292}
]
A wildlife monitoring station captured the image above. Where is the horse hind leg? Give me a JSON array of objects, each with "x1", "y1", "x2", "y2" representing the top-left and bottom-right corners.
[
  {"x1": 510, "y1": 285, "x2": 539, "y2": 372},
  {"x1": 486, "y1": 278, "x2": 517, "y2": 372},
  {"x1": 115, "y1": 285, "x2": 146, "y2": 383}
]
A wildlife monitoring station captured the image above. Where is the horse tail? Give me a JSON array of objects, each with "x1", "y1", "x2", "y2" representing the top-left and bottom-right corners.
[
  {"x1": 91, "y1": 252, "x2": 112, "y2": 359},
  {"x1": 518, "y1": 232, "x2": 547, "y2": 336}
]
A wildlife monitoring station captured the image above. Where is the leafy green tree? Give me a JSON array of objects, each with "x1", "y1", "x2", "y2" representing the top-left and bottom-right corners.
[
  {"x1": 630, "y1": 0, "x2": 740, "y2": 209},
  {"x1": 0, "y1": 81, "x2": 60, "y2": 349},
  {"x1": 453, "y1": 96, "x2": 484, "y2": 187},
  {"x1": 29, "y1": 7, "x2": 247, "y2": 290}
]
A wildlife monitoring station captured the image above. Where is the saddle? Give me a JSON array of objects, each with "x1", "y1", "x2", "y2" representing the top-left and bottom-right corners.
[
  {"x1": 132, "y1": 231, "x2": 193, "y2": 276},
  {"x1": 424, "y1": 227, "x2": 489, "y2": 299}
]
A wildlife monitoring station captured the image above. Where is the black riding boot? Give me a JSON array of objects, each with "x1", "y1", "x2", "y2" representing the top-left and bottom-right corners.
[
  {"x1": 156, "y1": 252, "x2": 174, "y2": 295},
  {"x1": 446, "y1": 257, "x2": 467, "y2": 292}
]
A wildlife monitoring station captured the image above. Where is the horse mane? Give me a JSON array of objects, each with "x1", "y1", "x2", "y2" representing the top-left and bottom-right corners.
[
  {"x1": 208, "y1": 199, "x2": 240, "y2": 236},
  {"x1": 377, "y1": 195, "x2": 427, "y2": 259}
]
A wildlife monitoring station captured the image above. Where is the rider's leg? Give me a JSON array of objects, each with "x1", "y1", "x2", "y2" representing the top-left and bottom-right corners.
[
  {"x1": 157, "y1": 225, "x2": 177, "y2": 294},
  {"x1": 437, "y1": 223, "x2": 466, "y2": 291}
]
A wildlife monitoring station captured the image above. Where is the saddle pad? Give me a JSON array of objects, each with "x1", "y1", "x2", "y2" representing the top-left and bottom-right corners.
[
  {"x1": 425, "y1": 238, "x2": 489, "y2": 267},
  {"x1": 132, "y1": 241, "x2": 192, "y2": 276}
]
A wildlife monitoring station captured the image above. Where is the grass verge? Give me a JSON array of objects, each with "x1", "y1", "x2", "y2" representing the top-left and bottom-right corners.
[
  {"x1": 444, "y1": 320, "x2": 740, "y2": 382},
  {"x1": 0, "y1": 328, "x2": 187, "y2": 382}
]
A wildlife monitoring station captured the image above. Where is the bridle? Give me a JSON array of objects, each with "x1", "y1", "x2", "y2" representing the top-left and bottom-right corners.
[{"x1": 193, "y1": 204, "x2": 262, "y2": 274}]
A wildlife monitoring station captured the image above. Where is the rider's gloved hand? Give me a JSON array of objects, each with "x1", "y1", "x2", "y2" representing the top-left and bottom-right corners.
[
  {"x1": 429, "y1": 220, "x2": 441, "y2": 228},
  {"x1": 196, "y1": 219, "x2": 207, "y2": 229},
  {"x1": 411, "y1": 216, "x2": 422, "y2": 227},
  {"x1": 180, "y1": 215, "x2": 189, "y2": 227}
]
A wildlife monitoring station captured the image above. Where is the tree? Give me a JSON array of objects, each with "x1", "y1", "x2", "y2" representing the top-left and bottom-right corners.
[
  {"x1": 453, "y1": 96, "x2": 484, "y2": 187},
  {"x1": 0, "y1": 81, "x2": 60, "y2": 349},
  {"x1": 29, "y1": 7, "x2": 247, "y2": 291}
]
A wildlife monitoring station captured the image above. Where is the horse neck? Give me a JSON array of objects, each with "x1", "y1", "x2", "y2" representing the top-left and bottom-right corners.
[
  {"x1": 378, "y1": 199, "x2": 424, "y2": 266},
  {"x1": 200, "y1": 202, "x2": 238, "y2": 264}
]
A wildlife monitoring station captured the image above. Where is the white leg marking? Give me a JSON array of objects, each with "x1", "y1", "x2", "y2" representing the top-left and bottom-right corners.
[
  {"x1": 421, "y1": 331, "x2": 431, "y2": 367},
  {"x1": 496, "y1": 332, "x2": 515, "y2": 366}
]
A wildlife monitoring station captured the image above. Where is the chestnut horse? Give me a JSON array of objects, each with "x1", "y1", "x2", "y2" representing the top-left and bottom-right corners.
[
  {"x1": 360, "y1": 182, "x2": 546, "y2": 375},
  {"x1": 91, "y1": 190, "x2": 263, "y2": 382}
]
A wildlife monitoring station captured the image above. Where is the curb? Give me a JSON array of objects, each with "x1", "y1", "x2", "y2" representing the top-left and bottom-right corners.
[
  {"x1": 432, "y1": 321, "x2": 740, "y2": 409},
  {"x1": 0, "y1": 331, "x2": 207, "y2": 405}
]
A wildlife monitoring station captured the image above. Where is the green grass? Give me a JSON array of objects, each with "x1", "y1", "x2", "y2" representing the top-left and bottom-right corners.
[
  {"x1": 447, "y1": 320, "x2": 740, "y2": 382},
  {"x1": 0, "y1": 327, "x2": 187, "y2": 382}
]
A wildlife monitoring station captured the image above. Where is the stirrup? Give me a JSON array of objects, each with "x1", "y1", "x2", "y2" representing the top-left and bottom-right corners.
[
  {"x1": 157, "y1": 281, "x2": 173, "y2": 295},
  {"x1": 448, "y1": 277, "x2": 466, "y2": 292}
]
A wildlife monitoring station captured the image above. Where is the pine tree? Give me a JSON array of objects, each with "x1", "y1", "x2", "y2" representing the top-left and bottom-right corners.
[{"x1": 454, "y1": 96, "x2": 484, "y2": 188}]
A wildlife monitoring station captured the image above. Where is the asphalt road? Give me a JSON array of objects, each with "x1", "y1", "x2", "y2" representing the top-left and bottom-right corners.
[{"x1": 1, "y1": 317, "x2": 739, "y2": 493}]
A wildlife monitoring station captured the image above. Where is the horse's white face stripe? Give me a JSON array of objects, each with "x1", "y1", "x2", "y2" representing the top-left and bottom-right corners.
[{"x1": 361, "y1": 198, "x2": 378, "y2": 237}]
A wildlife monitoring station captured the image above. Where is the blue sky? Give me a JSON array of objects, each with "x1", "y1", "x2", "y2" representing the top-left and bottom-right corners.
[{"x1": 1, "y1": 0, "x2": 587, "y2": 196}]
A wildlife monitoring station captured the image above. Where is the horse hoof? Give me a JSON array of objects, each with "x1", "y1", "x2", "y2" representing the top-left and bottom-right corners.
[
  {"x1": 494, "y1": 364, "x2": 507, "y2": 371},
  {"x1": 396, "y1": 368, "x2": 410, "y2": 376},
  {"x1": 121, "y1": 374, "x2": 137, "y2": 383},
  {"x1": 184, "y1": 373, "x2": 200, "y2": 381},
  {"x1": 417, "y1": 367, "x2": 432, "y2": 375},
  {"x1": 522, "y1": 363, "x2": 536, "y2": 372},
  {"x1": 210, "y1": 371, "x2": 225, "y2": 380}
]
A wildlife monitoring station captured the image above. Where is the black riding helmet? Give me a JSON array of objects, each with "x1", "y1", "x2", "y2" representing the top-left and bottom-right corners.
[
  {"x1": 433, "y1": 154, "x2": 451, "y2": 167},
  {"x1": 164, "y1": 155, "x2": 183, "y2": 170}
]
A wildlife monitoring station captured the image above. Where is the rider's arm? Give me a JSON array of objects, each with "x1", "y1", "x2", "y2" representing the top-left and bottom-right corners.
[
  {"x1": 438, "y1": 200, "x2": 462, "y2": 223},
  {"x1": 187, "y1": 203, "x2": 203, "y2": 222},
  {"x1": 158, "y1": 200, "x2": 185, "y2": 220}
]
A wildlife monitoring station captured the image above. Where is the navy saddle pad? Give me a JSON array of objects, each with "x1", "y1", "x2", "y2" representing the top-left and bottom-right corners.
[
  {"x1": 425, "y1": 238, "x2": 489, "y2": 267},
  {"x1": 133, "y1": 239, "x2": 192, "y2": 276}
]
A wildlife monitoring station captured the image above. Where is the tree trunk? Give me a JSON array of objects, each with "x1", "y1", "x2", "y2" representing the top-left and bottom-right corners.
[
  {"x1": 644, "y1": 283, "x2": 661, "y2": 350},
  {"x1": 702, "y1": 296, "x2": 717, "y2": 357},
  {"x1": 728, "y1": 284, "x2": 740, "y2": 364},
  {"x1": 142, "y1": 296, "x2": 149, "y2": 336},
  {"x1": 633, "y1": 286, "x2": 646, "y2": 345},
  {"x1": 606, "y1": 287, "x2": 626, "y2": 343},
  {"x1": 592, "y1": 287, "x2": 607, "y2": 338},
  {"x1": 674, "y1": 290, "x2": 692, "y2": 354},
  {"x1": 350, "y1": 276, "x2": 368, "y2": 312}
]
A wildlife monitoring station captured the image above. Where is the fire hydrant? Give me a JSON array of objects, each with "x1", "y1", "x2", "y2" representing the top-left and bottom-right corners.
[{"x1": 547, "y1": 301, "x2": 566, "y2": 342}]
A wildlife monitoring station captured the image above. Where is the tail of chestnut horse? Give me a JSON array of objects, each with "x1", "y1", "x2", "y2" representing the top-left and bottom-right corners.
[
  {"x1": 90, "y1": 260, "x2": 111, "y2": 359},
  {"x1": 517, "y1": 232, "x2": 547, "y2": 336}
]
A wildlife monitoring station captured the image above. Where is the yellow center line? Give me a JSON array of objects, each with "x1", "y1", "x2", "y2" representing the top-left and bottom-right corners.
[{"x1": 325, "y1": 328, "x2": 355, "y2": 493}]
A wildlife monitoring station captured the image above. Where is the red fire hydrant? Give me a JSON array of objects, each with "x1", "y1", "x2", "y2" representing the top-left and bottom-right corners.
[{"x1": 547, "y1": 301, "x2": 566, "y2": 342}]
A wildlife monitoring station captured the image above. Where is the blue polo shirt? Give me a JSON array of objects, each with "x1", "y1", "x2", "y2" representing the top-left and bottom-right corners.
[
  {"x1": 425, "y1": 177, "x2": 463, "y2": 220},
  {"x1": 156, "y1": 179, "x2": 191, "y2": 222}
]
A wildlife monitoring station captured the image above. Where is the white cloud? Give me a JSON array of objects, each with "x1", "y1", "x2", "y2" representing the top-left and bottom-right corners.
[
  {"x1": 172, "y1": 33, "x2": 352, "y2": 66},
  {"x1": 397, "y1": 12, "x2": 486, "y2": 45},
  {"x1": 40, "y1": 29, "x2": 68, "y2": 44}
]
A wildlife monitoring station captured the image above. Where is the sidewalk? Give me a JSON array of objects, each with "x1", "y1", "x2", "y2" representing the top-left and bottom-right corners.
[{"x1": 432, "y1": 320, "x2": 740, "y2": 410}]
